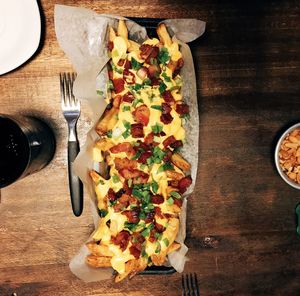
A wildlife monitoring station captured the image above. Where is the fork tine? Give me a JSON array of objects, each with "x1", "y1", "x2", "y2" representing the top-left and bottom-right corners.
[
  {"x1": 60, "y1": 73, "x2": 66, "y2": 107},
  {"x1": 192, "y1": 273, "x2": 200, "y2": 296}
]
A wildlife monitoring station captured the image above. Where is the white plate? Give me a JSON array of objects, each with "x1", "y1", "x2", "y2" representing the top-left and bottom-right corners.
[{"x1": 0, "y1": 0, "x2": 41, "y2": 75}]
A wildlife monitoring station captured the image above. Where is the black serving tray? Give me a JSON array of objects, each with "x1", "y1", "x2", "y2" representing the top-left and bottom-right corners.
[{"x1": 126, "y1": 16, "x2": 176, "y2": 275}]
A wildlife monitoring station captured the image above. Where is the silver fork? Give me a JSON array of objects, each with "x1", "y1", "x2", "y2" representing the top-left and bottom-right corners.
[
  {"x1": 60, "y1": 72, "x2": 83, "y2": 217},
  {"x1": 182, "y1": 273, "x2": 200, "y2": 296}
]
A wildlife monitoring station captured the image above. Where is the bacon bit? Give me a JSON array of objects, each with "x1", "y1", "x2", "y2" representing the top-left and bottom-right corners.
[
  {"x1": 160, "y1": 113, "x2": 173, "y2": 124},
  {"x1": 108, "y1": 188, "x2": 117, "y2": 202},
  {"x1": 131, "y1": 123, "x2": 144, "y2": 138},
  {"x1": 113, "y1": 95, "x2": 122, "y2": 108},
  {"x1": 122, "y1": 209, "x2": 140, "y2": 224},
  {"x1": 178, "y1": 176, "x2": 192, "y2": 193},
  {"x1": 154, "y1": 206, "x2": 163, "y2": 219},
  {"x1": 148, "y1": 228, "x2": 157, "y2": 243},
  {"x1": 144, "y1": 211, "x2": 155, "y2": 224},
  {"x1": 161, "y1": 103, "x2": 172, "y2": 114},
  {"x1": 151, "y1": 195, "x2": 164, "y2": 204},
  {"x1": 145, "y1": 46, "x2": 159, "y2": 64},
  {"x1": 155, "y1": 221, "x2": 165, "y2": 233},
  {"x1": 131, "y1": 232, "x2": 145, "y2": 244},
  {"x1": 107, "y1": 41, "x2": 114, "y2": 51},
  {"x1": 150, "y1": 77, "x2": 161, "y2": 86},
  {"x1": 129, "y1": 245, "x2": 141, "y2": 259},
  {"x1": 134, "y1": 140, "x2": 150, "y2": 152},
  {"x1": 162, "y1": 90, "x2": 175, "y2": 104},
  {"x1": 112, "y1": 78, "x2": 125, "y2": 93},
  {"x1": 140, "y1": 44, "x2": 159, "y2": 62},
  {"x1": 173, "y1": 58, "x2": 184, "y2": 78},
  {"x1": 176, "y1": 103, "x2": 189, "y2": 115},
  {"x1": 123, "y1": 69, "x2": 136, "y2": 85},
  {"x1": 115, "y1": 189, "x2": 126, "y2": 199},
  {"x1": 173, "y1": 198, "x2": 183, "y2": 207},
  {"x1": 129, "y1": 195, "x2": 139, "y2": 205},
  {"x1": 164, "y1": 213, "x2": 174, "y2": 219},
  {"x1": 170, "y1": 140, "x2": 183, "y2": 149},
  {"x1": 144, "y1": 132, "x2": 154, "y2": 145},
  {"x1": 122, "y1": 92, "x2": 134, "y2": 103},
  {"x1": 117, "y1": 59, "x2": 125, "y2": 66},
  {"x1": 124, "y1": 60, "x2": 131, "y2": 70},
  {"x1": 113, "y1": 201, "x2": 127, "y2": 212},
  {"x1": 168, "y1": 180, "x2": 179, "y2": 187},
  {"x1": 123, "y1": 180, "x2": 133, "y2": 196},
  {"x1": 132, "y1": 104, "x2": 150, "y2": 126},
  {"x1": 110, "y1": 142, "x2": 135, "y2": 156},
  {"x1": 163, "y1": 136, "x2": 177, "y2": 148},
  {"x1": 119, "y1": 169, "x2": 149, "y2": 184},
  {"x1": 108, "y1": 69, "x2": 114, "y2": 80},
  {"x1": 111, "y1": 230, "x2": 130, "y2": 251},
  {"x1": 114, "y1": 157, "x2": 137, "y2": 171},
  {"x1": 136, "y1": 67, "x2": 148, "y2": 80},
  {"x1": 160, "y1": 131, "x2": 166, "y2": 137},
  {"x1": 163, "y1": 148, "x2": 173, "y2": 161},
  {"x1": 137, "y1": 151, "x2": 152, "y2": 164},
  {"x1": 148, "y1": 64, "x2": 161, "y2": 78}
]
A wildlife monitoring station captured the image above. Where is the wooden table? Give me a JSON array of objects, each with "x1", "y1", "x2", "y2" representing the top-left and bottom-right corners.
[{"x1": 1, "y1": 1, "x2": 300, "y2": 295}]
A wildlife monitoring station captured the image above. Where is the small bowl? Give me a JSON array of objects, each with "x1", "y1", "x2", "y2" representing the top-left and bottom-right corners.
[{"x1": 275, "y1": 123, "x2": 300, "y2": 189}]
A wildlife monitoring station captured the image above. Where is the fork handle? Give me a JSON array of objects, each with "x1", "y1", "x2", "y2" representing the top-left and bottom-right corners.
[{"x1": 68, "y1": 141, "x2": 83, "y2": 216}]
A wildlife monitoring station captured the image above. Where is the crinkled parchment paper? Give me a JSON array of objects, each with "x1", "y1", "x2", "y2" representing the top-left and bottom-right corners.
[{"x1": 55, "y1": 4, "x2": 205, "y2": 282}]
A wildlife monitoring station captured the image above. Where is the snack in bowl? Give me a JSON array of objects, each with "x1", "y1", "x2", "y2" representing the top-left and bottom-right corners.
[
  {"x1": 86, "y1": 20, "x2": 192, "y2": 282},
  {"x1": 277, "y1": 126, "x2": 300, "y2": 186}
]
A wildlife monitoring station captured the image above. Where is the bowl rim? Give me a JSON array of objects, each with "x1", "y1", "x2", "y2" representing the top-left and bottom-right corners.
[{"x1": 275, "y1": 122, "x2": 300, "y2": 190}]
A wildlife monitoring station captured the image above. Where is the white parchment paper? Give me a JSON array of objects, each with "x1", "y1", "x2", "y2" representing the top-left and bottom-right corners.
[{"x1": 54, "y1": 4, "x2": 205, "y2": 282}]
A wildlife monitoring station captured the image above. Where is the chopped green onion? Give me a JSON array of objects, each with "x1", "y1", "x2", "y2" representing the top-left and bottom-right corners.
[
  {"x1": 122, "y1": 105, "x2": 131, "y2": 112},
  {"x1": 163, "y1": 238, "x2": 170, "y2": 247},
  {"x1": 112, "y1": 175, "x2": 120, "y2": 183},
  {"x1": 159, "y1": 81, "x2": 167, "y2": 94},
  {"x1": 151, "y1": 123, "x2": 163, "y2": 134},
  {"x1": 151, "y1": 181, "x2": 159, "y2": 194},
  {"x1": 131, "y1": 57, "x2": 142, "y2": 70},
  {"x1": 157, "y1": 162, "x2": 174, "y2": 173},
  {"x1": 158, "y1": 48, "x2": 170, "y2": 65},
  {"x1": 96, "y1": 90, "x2": 104, "y2": 96},
  {"x1": 170, "y1": 191, "x2": 181, "y2": 199},
  {"x1": 166, "y1": 197, "x2": 174, "y2": 205},
  {"x1": 106, "y1": 130, "x2": 113, "y2": 138},
  {"x1": 98, "y1": 209, "x2": 108, "y2": 217},
  {"x1": 151, "y1": 105, "x2": 162, "y2": 111},
  {"x1": 132, "y1": 98, "x2": 144, "y2": 107},
  {"x1": 162, "y1": 72, "x2": 171, "y2": 82}
]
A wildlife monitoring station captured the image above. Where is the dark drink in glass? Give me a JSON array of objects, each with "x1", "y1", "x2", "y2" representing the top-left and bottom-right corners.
[{"x1": 0, "y1": 114, "x2": 55, "y2": 188}]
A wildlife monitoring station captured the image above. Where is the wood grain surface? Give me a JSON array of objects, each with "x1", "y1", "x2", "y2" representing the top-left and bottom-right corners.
[{"x1": 1, "y1": 0, "x2": 300, "y2": 295}]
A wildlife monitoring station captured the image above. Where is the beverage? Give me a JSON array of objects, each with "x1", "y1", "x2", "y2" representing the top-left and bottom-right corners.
[{"x1": 0, "y1": 114, "x2": 55, "y2": 188}]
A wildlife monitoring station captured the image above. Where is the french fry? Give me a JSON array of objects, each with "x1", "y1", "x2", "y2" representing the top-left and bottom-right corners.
[
  {"x1": 96, "y1": 107, "x2": 118, "y2": 135},
  {"x1": 151, "y1": 218, "x2": 179, "y2": 265},
  {"x1": 128, "y1": 40, "x2": 140, "y2": 53},
  {"x1": 86, "y1": 242, "x2": 113, "y2": 257},
  {"x1": 114, "y1": 258, "x2": 148, "y2": 282},
  {"x1": 109, "y1": 26, "x2": 116, "y2": 42},
  {"x1": 117, "y1": 19, "x2": 128, "y2": 40},
  {"x1": 157, "y1": 23, "x2": 172, "y2": 47},
  {"x1": 166, "y1": 170, "x2": 184, "y2": 181},
  {"x1": 86, "y1": 255, "x2": 111, "y2": 267},
  {"x1": 90, "y1": 170, "x2": 104, "y2": 184},
  {"x1": 96, "y1": 138, "x2": 115, "y2": 152},
  {"x1": 167, "y1": 242, "x2": 181, "y2": 254},
  {"x1": 171, "y1": 153, "x2": 191, "y2": 172}
]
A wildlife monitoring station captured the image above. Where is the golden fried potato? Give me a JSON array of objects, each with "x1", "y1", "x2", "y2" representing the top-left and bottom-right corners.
[
  {"x1": 114, "y1": 257, "x2": 148, "y2": 282},
  {"x1": 96, "y1": 138, "x2": 115, "y2": 152},
  {"x1": 166, "y1": 170, "x2": 184, "y2": 181},
  {"x1": 109, "y1": 26, "x2": 116, "y2": 42},
  {"x1": 167, "y1": 242, "x2": 181, "y2": 254},
  {"x1": 96, "y1": 107, "x2": 118, "y2": 135},
  {"x1": 86, "y1": 242, "x2": 113, "y2": 257},
  {"x1": 171, "y1": 153, "x2": 191, "y2": 172},
  {"x1": 117, "y1": 19, "x2": 128, "y2": 40},
  {"x1": 157, "y1": 23, "x2": 172, "y2": 47},
  {"x1": 86, "y1": 255, "x2": 111, "y2": 267}
]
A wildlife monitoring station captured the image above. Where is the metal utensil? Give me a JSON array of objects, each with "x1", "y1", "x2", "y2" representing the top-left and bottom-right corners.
[
  {"x1": 182, "y1": 273, "x2": 200, "y2": 296},
  {"x1": 60, "y1": 72, "x2": 83, "y2": 217}
]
